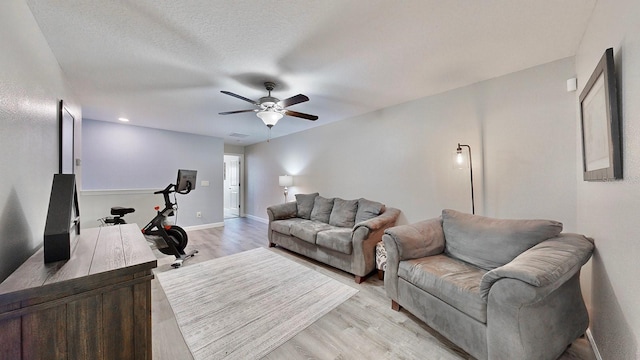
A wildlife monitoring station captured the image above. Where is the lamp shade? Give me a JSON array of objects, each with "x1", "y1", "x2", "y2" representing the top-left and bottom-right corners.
[
  {"x1": 279, "y1": 175, "x2": 293, "y2": 187},
  {"x1": 257, "y1": 110, "x2": 283, "y2": 127}
]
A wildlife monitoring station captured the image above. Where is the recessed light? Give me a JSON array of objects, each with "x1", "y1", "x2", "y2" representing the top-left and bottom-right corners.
[{"x1": 118, "y1": 117, "x2": 129, "y2": 122}]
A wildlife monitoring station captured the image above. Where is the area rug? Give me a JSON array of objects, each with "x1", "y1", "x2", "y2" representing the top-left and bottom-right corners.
[{"x1": 156, "y1": 247, "x2": 358, "y2": 360}]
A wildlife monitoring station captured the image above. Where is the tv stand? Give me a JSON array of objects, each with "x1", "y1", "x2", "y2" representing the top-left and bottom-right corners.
[{"x1": 0, "y1": 224, "x2": 157, "y2": 359}]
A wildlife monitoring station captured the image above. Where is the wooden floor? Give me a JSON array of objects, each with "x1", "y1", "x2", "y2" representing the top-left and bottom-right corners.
[{"x1": 151, "y1": 217, "x2": 596, "y2": 360}]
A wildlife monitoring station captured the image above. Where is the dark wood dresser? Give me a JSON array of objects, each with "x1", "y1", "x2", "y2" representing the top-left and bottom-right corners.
[{"x1": 0, "y1": 224, "x2": 157, "y2": 359}]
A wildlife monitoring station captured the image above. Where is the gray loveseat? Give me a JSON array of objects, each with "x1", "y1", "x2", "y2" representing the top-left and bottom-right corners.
[
  {"x1": 268, "y1": 193, "x2": 400, "y2": 283},
  {"x1": 383, "y1": 209, "x2": 594, "y2": 360}
]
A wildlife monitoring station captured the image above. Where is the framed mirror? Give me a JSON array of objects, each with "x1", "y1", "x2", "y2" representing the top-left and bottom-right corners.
[
  {"x1": 579, "y1": 48, "x2": 622, "y2": 181},
  {"x1": 59, "y1": 100, "x2": 75, "y2": 174}
]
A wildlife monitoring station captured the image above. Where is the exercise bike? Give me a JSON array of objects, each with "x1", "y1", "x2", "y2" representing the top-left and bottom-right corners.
[
  {"x1": 100, "y1": 169, "x2": 199, "y2": 268},
  {"x1": 99, "y1": 206, "x2": 134, "y2": 226}
]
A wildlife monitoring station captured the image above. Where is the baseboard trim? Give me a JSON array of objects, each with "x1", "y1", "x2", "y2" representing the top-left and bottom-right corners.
[
  {"x1": 246, "y1": 214, "x2": 268, "y2": 224},
  {"x1": 182, "y1": 222, "x2": 225, "y2": 231},
  {"x1": 585, "y1": 329, "x2": 603, "y2": 360}
]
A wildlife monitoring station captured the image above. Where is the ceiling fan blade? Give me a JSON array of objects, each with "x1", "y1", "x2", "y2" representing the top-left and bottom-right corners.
[
  {"x1": 277, "y1": 94, "x2": 309, "y2": 108},
  {"x1": 221, "y1": 91, "x2": 259, "y2": 105},
  {"x1": 218, "y1": 109, "x2": 257, "y2": 115},
  {"x1": 285, "y1": 110, "x2": 318, "y2": 121}
]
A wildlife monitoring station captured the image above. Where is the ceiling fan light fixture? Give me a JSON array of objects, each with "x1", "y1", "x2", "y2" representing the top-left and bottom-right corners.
[{"x1": 257, "y1": 110, "x2": 283, "y2": 127}]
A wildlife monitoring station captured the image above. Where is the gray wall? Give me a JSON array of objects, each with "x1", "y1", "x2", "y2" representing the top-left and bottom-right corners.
[
  {"x1": 0, "y1": 0, "x2": 81, "y2": 281},
  {"x1": 80, "y1": 119, "x2": 224, "y2": 228},
  {"x1": 224, "y1": 144, "x2": 245, "y2": 154},
  {"x1": 245, "y1": 57, "x2": 577, "y2": 231},
  {"x1": 575, "y1": 0, "x2": 640, "y2": 358}
]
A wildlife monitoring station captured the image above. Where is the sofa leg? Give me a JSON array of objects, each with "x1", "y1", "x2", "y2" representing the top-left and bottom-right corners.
[
  {"x1": 268, "y1": 242, "x2": 276, "y2": 248},
  {"x1": 391, "y1": 300, "x2": 401, "y2": 311},
  {"x1": 354, "y1": 275, "x2": 365, "y2": 284},
  {"x1": 377, "y1": 270, "x2": 384, "y2": 280}
]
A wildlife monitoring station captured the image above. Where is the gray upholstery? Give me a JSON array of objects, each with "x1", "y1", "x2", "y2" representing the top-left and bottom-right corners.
[
  {"x1": 442, "y1": 209, "x2": 563, "y2": 270},
  {"x1": 317, "y1": 228, "x2": 353, "y2": 254},
  {"x1": 270, "y1": 218, "x2": 301, "y2": 236},
  {"x1": 310, "y1": 196, "x2": 334, "y2": 223},
  {"x1": 384, "y1": 211, "x2": 594, "y2": 360},
  {"x1": 355, "y1": 198, "x2": 384, "y2": 223},
  {"x1": 383, "y1": 217, "x2": 445, "y2": 261},
  {"x1": 267, "y1": 195, "x2": 401, "y2": 280},
  {"x1": 290, "y1": 220, "x2": 332, "y2": 244},
  {"x1": 480, "y1": 233, "x2": 594, "y2": 301},
  {"x1": 329, "y1": 198, "x2": 358, "y2": 228},
  {"x1": 295, "y1": 193, "x2": 319, "y2": 219},
  {"x1": 269, "y1": 201, "x2": 297, "y2": 220},
  {"x1": 399, "y1": 255, "x2": 487, "y2": 323}
]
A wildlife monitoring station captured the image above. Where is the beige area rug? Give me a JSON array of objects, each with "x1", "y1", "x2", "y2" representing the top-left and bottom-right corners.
[{"x1": 156, "y1": 247, "x2": 358, "y2": 360}]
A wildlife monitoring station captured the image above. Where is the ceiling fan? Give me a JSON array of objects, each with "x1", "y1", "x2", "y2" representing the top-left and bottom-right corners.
[{"x1": 219, "y1": 82, "x2": 318, "y2": 128}]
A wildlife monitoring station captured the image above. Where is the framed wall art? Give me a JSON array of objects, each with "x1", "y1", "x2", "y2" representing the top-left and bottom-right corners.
[{"x1": 579, "y1": 47, "x2": 622, "y2": 181}]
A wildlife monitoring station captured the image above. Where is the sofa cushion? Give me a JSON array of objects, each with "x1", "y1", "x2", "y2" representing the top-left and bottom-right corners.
[
  {"x1": 270, "y1": 218, "x2": 305, "y2": 236},
  {"x1": 295, "y1": 193, "x2": 319, "y2": 220},
  {"x1": 355, "y1": 198, "x2": 384, "y2": 224},
  {"x1": 316, "y1": 228, "x2": 353, "y2": 254},
  {"x1": 310, "y1": 196, "x2": 334, "y2": 223},
  {"x1": 442, "y1": 209, "x2": 563, "y2": 271},
  {"x1": 290, "y1": 220, "x2": 333, "y2": 244},
  {"x1": 329, "y1": 198, "x2": 359, "y2": 228},
  {"x1": 399, "y1": 254, "x2": 487, "y2": 323}
]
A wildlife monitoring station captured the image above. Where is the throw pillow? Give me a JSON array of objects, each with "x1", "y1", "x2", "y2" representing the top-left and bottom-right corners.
[
  {"x1": 355, "y1": 198, "x2": 384, "y2": 223},
  {"x1": 329, "y1": 198, "x2": 359, "y2": 228},
  {"x1": 442, "y1": 209, "x2": 563, "y2": 271},
  {"x1": 295, "y1": 193, "x2": 319, "y2": 220},
  {"x1": 310, "y1": 196, "x2": 334, "y2": 223}
]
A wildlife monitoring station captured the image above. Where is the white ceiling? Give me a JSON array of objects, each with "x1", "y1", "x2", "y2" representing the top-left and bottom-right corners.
[{"x1": 26, "y1": 0, "x2": 596, "y2": 146}]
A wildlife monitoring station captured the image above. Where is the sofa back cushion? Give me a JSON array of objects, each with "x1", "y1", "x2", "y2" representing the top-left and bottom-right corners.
[
  {"x1": 329, "y1": 198, "x2": 359, "y2": 228},
  {"x1": 355, "y1": 198, "x2": 384, "y2": 223},
  {"x1": 310, "y1": 196, "x2": 334, "y2": 223},
  {"x1": 442, "y1": 209, "x2": 563, "y2": 270},
  {"x1": 295, "y1": 193, "x2": 319, "y2": 219}
]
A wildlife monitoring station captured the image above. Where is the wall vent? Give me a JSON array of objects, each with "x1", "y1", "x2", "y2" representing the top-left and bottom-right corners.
[{"x1": 229, "y1": 133, "x2": 249, "y2": 138}]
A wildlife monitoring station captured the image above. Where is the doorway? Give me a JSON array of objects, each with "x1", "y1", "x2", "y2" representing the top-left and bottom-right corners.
[{"x1": 223, "y1": 154, "x2": 242, "y2": 219}]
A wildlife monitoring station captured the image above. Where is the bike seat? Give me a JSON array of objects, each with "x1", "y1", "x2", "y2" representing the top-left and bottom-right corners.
[{"x1": 111, "y1": 207, "x2": 135, "y2": 216}]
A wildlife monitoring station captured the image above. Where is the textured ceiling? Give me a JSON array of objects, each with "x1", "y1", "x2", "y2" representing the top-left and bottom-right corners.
[{"x1": 26, "y1": 0, "x2": 596, "y2": 145}]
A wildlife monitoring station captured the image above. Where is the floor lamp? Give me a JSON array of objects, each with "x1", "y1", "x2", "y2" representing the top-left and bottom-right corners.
[
  {"x1": 455, "y1": 143, "x2": 475, "y2": 214},
  {"x1": 279, "y1": 175, "x2": 293, "y2": 203}
]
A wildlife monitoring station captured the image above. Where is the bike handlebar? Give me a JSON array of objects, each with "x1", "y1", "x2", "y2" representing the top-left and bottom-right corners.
[
  {"x1": 154, "y1": 183, "x2": 175, "y2": 195},
  {"x1": 153, "y1": 182, "x2": 192, "y2": 195}
]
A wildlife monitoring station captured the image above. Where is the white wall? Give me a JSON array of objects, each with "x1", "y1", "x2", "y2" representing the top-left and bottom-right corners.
[
  {"x1": 246, "y1": 58, "x2": 577, "y2": 231},
  {"x1": 224, "y1": 144, "x2": 245, "y2": 154},
  {"x1": 0, "y1": 0, "x2": 81, "y2": 281},
  {"x1": 575, "y1": 0, "x2": 640, "y2": 358},
  {"x1": 80, "y1": 119, "x2": 224, "y2": 228}
]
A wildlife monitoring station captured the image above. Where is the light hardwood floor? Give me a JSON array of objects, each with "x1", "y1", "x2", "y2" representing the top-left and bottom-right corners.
[{"x1": 151, "y1": 217, "x2": 596, "y2": 360}]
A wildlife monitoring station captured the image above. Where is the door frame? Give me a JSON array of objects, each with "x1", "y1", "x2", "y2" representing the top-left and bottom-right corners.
[{"x1": 223, "y1": 153, "x2": 244, "y2": 218}]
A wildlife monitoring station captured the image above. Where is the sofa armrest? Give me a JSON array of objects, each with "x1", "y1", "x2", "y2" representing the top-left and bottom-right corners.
[
  {"x1": 349, "y1": 208, "x2": 400, "y2": 277},
  {"x1": 382, "y1": 217, "x2": 444, "y2": 301},
  {"x1": 383, "y1": 217, "x2": 445, "y2": 261},
  {"x1": 353, "y1": 207, "x2": 401, "y2": 235},
  {"x1": 267, "y1": 202, "x2": 298, "y2": 221},
  {"x1": 480, "y1": 233, "x2": 594, "y2": 302}
]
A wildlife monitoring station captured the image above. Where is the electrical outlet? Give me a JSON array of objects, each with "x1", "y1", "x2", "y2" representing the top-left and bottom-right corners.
[{"x1": 196, "y1": 212, "x2": 202, "y2": 218}]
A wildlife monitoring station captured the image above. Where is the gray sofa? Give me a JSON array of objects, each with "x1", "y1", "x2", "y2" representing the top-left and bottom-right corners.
[
  {"x1": 267, "y1": 193, "x2": 400, "y2": 283},
  {"x1": 383, "y1": 209, "x2": 594, "y2": 360}
]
